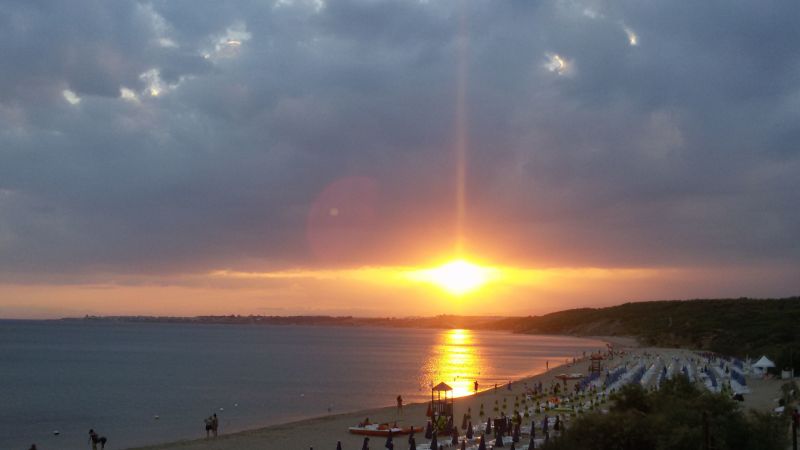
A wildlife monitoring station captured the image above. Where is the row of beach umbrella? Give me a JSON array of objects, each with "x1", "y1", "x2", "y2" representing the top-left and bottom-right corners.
[{"x1": 340, "y1": 422, "x2": 549, "y2": 450}]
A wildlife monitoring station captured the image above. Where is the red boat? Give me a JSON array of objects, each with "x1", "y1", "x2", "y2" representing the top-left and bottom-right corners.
[{"x1": 348, "y1": 424, "x2": 424, "y2": 436}]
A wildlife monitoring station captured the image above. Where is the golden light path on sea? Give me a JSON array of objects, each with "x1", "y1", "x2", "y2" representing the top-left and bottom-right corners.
[{"x1": 421, "y1": 329, "x2": 479, "y2": 398}]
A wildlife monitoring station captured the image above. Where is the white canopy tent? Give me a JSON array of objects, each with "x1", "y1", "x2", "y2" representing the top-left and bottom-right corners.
[{"x1": 752, "y1": 355, "x2": 775, "y2": 377}]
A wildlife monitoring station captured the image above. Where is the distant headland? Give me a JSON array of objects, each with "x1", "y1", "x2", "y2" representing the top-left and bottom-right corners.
[{"x1": 64, "y1": 296, "x2": 800, "y2": 372}]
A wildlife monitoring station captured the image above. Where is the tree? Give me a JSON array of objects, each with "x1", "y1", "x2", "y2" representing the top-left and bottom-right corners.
[{"x1": 542, "y1": 377, "x2": 788, "y2": 450}]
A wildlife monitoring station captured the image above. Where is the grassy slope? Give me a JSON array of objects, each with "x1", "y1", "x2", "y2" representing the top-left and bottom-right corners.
[{"x1": 498, "y1": 297, "x2": 800, "y2": 370}]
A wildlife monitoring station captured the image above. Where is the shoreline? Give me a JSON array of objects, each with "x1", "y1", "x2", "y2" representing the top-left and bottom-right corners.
[{"x1": 129, "y1": 335, "x2": 635, "y2": 450}]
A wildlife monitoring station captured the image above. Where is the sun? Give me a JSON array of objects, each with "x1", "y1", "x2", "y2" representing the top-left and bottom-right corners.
[{"x1": 408, "y1": 259, "x2": 498, "y2": 295}]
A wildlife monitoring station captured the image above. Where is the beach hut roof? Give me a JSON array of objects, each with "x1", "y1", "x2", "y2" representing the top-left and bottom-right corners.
[
  {"x1": 432, "y1": 382, "x2": 453, "y2": 391},
  {"x1": 753, "y1": 356, "x2": 775, "y2": 368}
]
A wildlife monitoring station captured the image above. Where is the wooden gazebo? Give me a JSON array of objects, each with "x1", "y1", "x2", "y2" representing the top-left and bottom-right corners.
[{"x1": 430, "y1": 382, "x2": 454, "y2": 429}]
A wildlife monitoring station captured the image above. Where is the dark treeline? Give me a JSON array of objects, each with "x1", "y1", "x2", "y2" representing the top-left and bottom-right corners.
[
  {"x1": 497, "y1": 297, "x2": 800, "y2": 372},
  {"x1": 542, "y1": 377, "x2": 789, "y2": 450}
]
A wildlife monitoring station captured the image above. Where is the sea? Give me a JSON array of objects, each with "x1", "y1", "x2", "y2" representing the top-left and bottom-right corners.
[{"x1": 0, "y1": 320, "x2": 605, "y2": 449}]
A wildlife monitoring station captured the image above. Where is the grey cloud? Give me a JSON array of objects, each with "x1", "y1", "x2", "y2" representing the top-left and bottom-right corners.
[{"x1": 0, "y1": 0, "x2": 798, "y2": 288}]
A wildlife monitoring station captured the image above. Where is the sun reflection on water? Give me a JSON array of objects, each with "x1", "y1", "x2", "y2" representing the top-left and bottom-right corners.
[{"x1": 421, "y1": 329, "x2": 481, "y2": 398}]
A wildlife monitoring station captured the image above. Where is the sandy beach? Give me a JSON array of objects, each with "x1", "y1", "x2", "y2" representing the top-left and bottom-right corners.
[{"x1": 128, "y1": 335, "x2": 788, "y2": 450}]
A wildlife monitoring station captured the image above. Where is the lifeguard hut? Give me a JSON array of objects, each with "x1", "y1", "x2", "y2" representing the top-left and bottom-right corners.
[
  {"x1": 590, "y1": 353, "x2": 604, "y2": 375},
  {"x1": 430, "y1": 382, "x2": 454, "y2": 432}
]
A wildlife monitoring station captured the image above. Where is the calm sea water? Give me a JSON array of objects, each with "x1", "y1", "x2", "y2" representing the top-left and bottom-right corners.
[{"x1": 0, "y1": 320, "x2": 604, "y2": 449}]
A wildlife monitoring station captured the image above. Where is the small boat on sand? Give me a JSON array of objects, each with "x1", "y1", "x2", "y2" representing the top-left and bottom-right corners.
[{"x1": 348, "y1": 424, "x2": 424, "y2": 436}]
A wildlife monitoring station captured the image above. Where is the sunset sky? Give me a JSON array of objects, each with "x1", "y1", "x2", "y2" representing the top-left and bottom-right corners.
[{"x1": 1, "y1": 0, "x2": 798, "y2": 318}]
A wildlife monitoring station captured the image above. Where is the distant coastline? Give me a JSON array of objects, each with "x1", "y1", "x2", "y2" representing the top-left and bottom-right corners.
[
  {"x1": 64, "y1": 296, "x2": 800, "y2": 372},
  {"x1": 61, "y1": 314, "x2": 508, "y2": 329}
]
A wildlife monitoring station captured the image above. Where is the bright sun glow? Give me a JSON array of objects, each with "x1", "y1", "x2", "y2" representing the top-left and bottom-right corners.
[{"x1": 408, "y1": 259, "x2": 498, "y2": 295}]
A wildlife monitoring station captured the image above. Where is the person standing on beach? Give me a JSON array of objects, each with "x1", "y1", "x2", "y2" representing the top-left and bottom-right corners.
[
  {"x1": 211, "y1": 413, "x2": 219, "y2": 437},
  {"x1": 474, "y1": 380, "x2": 478, "y2": 394},
  {"x1": 397, "y1": 395, "x2": 403, "y2": 415},
  {"x1": 203, "y1": 416, "x2": 214, "y2": 439},
  {"x1": 88, "y1": 429, "x2": 107, "y2": 450}
]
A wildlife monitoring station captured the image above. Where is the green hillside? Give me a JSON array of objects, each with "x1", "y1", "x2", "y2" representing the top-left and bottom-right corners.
[{"x1": 500, "y1": 297, "x2": 800, "y2": 371}]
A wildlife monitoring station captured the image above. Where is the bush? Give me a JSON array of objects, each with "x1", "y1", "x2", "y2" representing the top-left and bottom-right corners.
[{"x1": 541, "y1": 377, "x2": 789, "y2": 450}]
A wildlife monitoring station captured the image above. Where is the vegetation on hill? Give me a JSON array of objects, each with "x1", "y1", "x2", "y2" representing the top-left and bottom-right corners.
[
  {"x1": 542, "y1": 377, "x2": 789, "y2": 450},
  {"x1": 499, "y1": 297, "x2": 800, "y2": 372},
  {"x1": 72, "y1": 297, "x2": 800, "y2": 371}
]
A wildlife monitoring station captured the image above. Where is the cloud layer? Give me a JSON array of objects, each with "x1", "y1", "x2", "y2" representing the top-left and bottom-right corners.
[{"x1": 1, "y1": 0, "x2": 798, "y2": 299}]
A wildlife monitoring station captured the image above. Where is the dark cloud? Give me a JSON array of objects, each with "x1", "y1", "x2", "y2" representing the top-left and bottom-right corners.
[{"x1": 0, "y1": 0, "x2": 798, "y2": 291}]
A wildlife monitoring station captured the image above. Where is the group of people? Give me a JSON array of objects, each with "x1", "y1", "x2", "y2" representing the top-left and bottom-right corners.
[
  {"x1": 30, "y1": 428, "x2": 108, "y2": 450},
  {"x1": 88, "y1": 429, "x2": 108, "y2": 450},
  {"x1": 27, "y1": 415, "x2": 221, "y2": 448},
  {"x1": 203, "y1": 413, "x2": 219, "y2": 438}
]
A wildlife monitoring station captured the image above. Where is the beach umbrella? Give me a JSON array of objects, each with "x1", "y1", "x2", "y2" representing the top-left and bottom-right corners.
[
  {"x1": 451, "y1": 426, "x2": 459, "y2": 445},
  {"x1": 462, "y1": 413, "x2": 468, "y2": 430},
  {"x1": 527, "y1": 435, "x2": 535, "y2": 450},
  {"x1": 337, "y1": 441, "x2": 342, "y2": 450},
  {"x1": 362, "y1": 437, "x2": 370, "y2": 450},
  {"x1": 478, "y1": 434, "x2": 487, "y2": 450},
  {"x1": 494, "y1": 430, "x2": 504, "y2": 447},
  {"x1": 424, "y1": 421, "x2": 433, "y2": 439},
  {"x1": 466, "y1": 421, "x2": 473, "y2": 439}
]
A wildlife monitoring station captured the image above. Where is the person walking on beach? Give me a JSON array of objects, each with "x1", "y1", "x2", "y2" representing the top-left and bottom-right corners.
[
  {"x1": 474, "y1": 380, "x2": 479, "y2": 394},
  {"x1": 397, "y1": 395, "x2": 403, "y2": 415},
  {"x1": 211, "y1": 413, "x2": 219, "y2": 437},
  {"x1": 204, "y1": 416, "x2": 213, "y2": 437},
  {"x1": 88, "y1": 429, "x2": 107, "y2": 450}
]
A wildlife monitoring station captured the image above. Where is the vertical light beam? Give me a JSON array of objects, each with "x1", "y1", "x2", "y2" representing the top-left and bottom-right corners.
[{"x1": 454, "y1": 2, "x2": 469, "y2": 256}]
